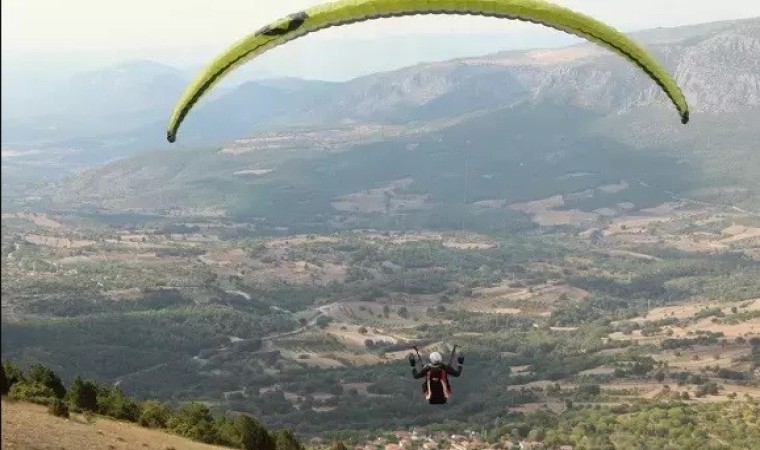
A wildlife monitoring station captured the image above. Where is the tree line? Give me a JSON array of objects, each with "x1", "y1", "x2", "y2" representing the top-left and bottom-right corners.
[{"x1": 0, "y1": 360, "x2": 307, "y2": 450}]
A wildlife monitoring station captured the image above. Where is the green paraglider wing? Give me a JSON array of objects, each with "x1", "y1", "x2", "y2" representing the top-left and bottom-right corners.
[{"x1": 166, "y1": 0, "x2": 689, "y2": 143}]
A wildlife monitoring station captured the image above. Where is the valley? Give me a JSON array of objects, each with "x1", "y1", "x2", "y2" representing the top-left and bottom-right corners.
[
  {"x1": 2, "y1": 15, "x2": 760, "y2": 450},
  {"x1": 3, "y1": 192, "x2": 759, "y2": 438}
]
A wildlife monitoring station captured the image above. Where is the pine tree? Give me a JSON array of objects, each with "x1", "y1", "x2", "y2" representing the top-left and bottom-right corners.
[
  {"x1": 28, "y1": 364, "x2": 66, "y2": 399},
  {"x1": 274, "y1": 429, "x2": 304, "y2": 450},
  {"x1": 238, "y1": 415, "x2": 275, "y2": 450},
  {"x1": 0, "y1": 364, "x2": 8, "y2": 396},
  {"x1": 68, "y1": 376, "x2": 98, "y2": 411}
]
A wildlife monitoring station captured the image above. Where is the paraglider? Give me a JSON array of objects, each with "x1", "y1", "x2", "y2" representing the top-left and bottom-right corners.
[
  {"x1": 409, "y1": 345, "x2": 464, "y2": 405},
  {"x1": 166, "y1": 0, "x2": 690, "y2": 144}
]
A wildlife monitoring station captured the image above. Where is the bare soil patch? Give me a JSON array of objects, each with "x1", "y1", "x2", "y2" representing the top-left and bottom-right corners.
[
  {"x1": 632, "y1": 299, "x2": 759, "y2": 322},
  {"x1": 721, "y1": 225, "x2": 760, "y2": 244},
  {"x1": 508, "y1": 195, "x2": 599, "y2": 226},
  {"x1": 24, "y1": 234, "x2": 93, "y2": 249},
  {"x1": 7, "y1": 213, "x2": 63, "y2": 229},
  {"x1": 331, "y1": 178, "x2": 428, "y2": 214}
]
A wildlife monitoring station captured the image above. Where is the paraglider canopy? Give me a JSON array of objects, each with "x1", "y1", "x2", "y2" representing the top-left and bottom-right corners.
[{"x1": 166, "y1": 0, "x2": 690, "y2": 143}]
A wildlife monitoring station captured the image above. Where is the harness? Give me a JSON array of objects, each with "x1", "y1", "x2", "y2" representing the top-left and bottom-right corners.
[{"x1": 423, "y1": 365, "x2": 451, "y2": 400}]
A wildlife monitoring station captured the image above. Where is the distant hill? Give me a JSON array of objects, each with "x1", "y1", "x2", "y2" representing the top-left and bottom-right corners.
[
  {"x1": 170, "y1": 17, "x2": 760, "y2": 139},
  {"x1": 37, "y1": 17, "x2": 760, "y2": 228},
  {"x1": 2, "y1": 61, "x2": 187, "y2": 142}
]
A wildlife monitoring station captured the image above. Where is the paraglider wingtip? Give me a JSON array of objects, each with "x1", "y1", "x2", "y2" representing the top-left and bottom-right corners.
[
  {"x1": 681, "y1": 112, "x2": 689, "y2": 125},
  {"x1": 167, "y1": 131, "x2": 176, "y2": 143}
]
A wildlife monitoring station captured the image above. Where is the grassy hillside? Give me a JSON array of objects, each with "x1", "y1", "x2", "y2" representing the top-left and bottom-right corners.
[
  {"x1": 2, "y1": 400, "x2": 231, "y2": 450},
  {"x1": 1, "y1": 361, "x2": 307, "y2": 450}
]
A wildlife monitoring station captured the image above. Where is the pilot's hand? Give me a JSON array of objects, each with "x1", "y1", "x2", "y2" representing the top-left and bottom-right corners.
[
  {"x1": 457, "y1": 354, "x2": 464, "y2": 364},
  {"x1": 409, "y1": 355, "x2": 416, "y2": 367}
]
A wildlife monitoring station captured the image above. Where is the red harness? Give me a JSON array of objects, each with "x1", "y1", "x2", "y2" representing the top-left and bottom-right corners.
[{"x1": 424, "y1": 366, "x2": 451, "y2": 400}]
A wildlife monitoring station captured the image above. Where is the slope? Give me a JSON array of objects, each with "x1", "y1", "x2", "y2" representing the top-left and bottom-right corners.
[{"x1": 1, "y1": 400, "x2": 231, "y2": 450}]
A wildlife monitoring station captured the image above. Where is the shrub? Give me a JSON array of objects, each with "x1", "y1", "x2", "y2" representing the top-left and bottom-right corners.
[
  {"x1": 68, "y1": 376, "x2": 99, "y2": 412},
  {"x1": 97, "y1": 387, "x2": 141, "y2": 422},
  {"x1": 27, "y1": 364, "x2": 66, "y2": 399},
  {"x1": 3, "y1": 361, "x2": 25, "y2": 389},
  {"x1": 238, "y1": 415, "x2": 275, "y2": 450},
  {"x1": 168, "y1": 402, "x2": 219, "y2": 444},
  {"x1": 139, "y1": 401, "x2": 173, "y2": 429},
  {"x1": 49, "y1": 398, "x2": 70, "y2": 418},
  {"x1": 274, "y1": 429, "x2": 304, "y2": 450},
  {"x1": 0, "y1": 364, "x2": 8, "y2": 396},
  {"x1": 9, "y1": 382, "x2": 56, "y2": 404}
]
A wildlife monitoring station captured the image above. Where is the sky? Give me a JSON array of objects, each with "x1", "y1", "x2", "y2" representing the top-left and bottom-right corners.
[
  {"x1": 2, "y1": 1, "x2": 760, "y2": 80},
  {"x1": 4, "y1": 0, "x2": 760, "y2": 52}
]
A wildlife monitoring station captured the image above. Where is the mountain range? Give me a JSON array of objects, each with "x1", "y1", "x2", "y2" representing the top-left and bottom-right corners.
[{"x1": 6, "y1": 17, "x2": 760, "y2": 225}]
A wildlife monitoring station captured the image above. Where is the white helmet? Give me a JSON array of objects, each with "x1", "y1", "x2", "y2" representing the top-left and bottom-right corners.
[{"x1": 429, "y1": 352, "x2": 442, "y2": 364}]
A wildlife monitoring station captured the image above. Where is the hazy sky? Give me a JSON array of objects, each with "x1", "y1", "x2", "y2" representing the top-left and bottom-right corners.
[
  {"x1": 4, "y1": 0, "x2": 760, "y2": 53},
  {"x1": 2, "y1": 1, "x2": 759, "y2": 82}
]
